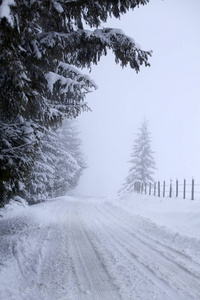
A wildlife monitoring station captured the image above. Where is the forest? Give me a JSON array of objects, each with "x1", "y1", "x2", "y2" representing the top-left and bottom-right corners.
[{"x1": 0, "y1": 0, "x2": 151, "y2": 205}]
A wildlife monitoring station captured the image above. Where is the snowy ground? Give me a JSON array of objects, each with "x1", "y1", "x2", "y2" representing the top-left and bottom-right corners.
[{"x1": 0, "y1": 194, "x2": 200, "y2": 300}]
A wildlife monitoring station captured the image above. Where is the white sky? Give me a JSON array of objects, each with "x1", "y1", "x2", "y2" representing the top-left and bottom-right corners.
[{"x1": 75, "y1": 0, "x2": 200, "y2": 197}]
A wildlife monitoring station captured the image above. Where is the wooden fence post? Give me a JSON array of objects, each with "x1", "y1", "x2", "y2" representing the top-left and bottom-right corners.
[
  {"x1": 149, "y1": 183, "x2": 151, "y2": 196},
  {"x1": 163, "y1": 181, "x2": 165, "y2": 198},
  {"x1": 191, "y1": 179, "x2": 194, "y2": 200},
  {"x1": 142, "y1": 178, "x2": 196, "y2": 200},
  {"x1": 176, "y1": 179, "x2": 178, "y2": 197},
  {"x1": 138, "y1": 182, "x2": 141, "y2": 193},
  {"x1": 183, "y1": 179, "x2": 186, "y2": 199},
  {"x1": 169, "y1": 180, "x2": 172, "y2": 198},
  {"x1": 158, "y1": 181, "x2": 160, "y2": 197}
]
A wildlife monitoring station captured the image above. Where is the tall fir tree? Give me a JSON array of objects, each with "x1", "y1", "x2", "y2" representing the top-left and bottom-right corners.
[
  {"x1": 0, "y1": 0, "x2": 152, "y2": 205},
  {"x1": 121, "y1": 119, "x2": 156, "y2": 194}
]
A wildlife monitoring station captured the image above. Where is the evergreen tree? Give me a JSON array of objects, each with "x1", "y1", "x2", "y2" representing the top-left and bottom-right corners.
[
  {"x1": 25, "y1": 119, "x2": 86, "y2": 203},
  {"x1": 121, "y1": 119, "x2": 156, "y2": 194},
  {"x1": 0, "y1": 0, "x2": 152, "y2": 205}
]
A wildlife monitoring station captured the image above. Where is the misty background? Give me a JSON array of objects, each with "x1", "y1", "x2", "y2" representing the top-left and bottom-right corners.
[{"x1": 75, "y1": 0, "x2": 200, "y2": 197}]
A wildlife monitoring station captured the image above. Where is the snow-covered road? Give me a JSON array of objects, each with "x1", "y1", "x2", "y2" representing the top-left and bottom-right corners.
[{"x1": 1, "y1": 196, "x2": 200, "y2": 300}]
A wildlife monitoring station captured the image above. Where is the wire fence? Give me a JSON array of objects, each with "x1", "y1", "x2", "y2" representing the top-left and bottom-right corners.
[{"x1": 134, "y1": 179, "x2": 200, "y2": 200}]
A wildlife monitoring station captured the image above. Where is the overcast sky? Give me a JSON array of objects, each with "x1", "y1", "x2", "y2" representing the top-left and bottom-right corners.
[{"x1": 75, "y1": 0, "x2": 200, "y2": 197}]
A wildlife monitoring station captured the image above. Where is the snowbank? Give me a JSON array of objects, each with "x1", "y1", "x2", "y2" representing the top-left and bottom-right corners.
[{"x1": 112, "y1": 193, "x2": 200, "y2": 239}]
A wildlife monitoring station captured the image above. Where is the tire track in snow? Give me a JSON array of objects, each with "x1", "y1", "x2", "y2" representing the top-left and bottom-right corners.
[
  {"x1": 67, "y1": 200, "x2": 121, "y2": 300},
  {"x1": 103, "y1": 201, "x2": 200, "y2": 262},
  {"x1": 91, "y1": 200, "x2": 200, "y2": 299},
  {"x1": 82, "y1": 203, "x2": 175, "y2": 300},
  {"x1": 101, "y1": 201, "x2": 200, "y2": 277}
]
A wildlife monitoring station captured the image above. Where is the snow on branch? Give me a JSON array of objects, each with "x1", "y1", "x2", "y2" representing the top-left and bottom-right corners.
[
  {"x1": 45, "y1": 72, "x2": 75, "y2": 93},
  {"x1": 58, "y1": 62, "x2": 97, "y2": 89},
  {"x1": 0, "y1": 0, "x2": 15, "y2": 26},
  {"x1": 53, "y1": 1, "x2": 64, "y2": 13},
  {"x1": 39, "y1": 28, "x2": 152, "y2": 71},
  {"x1": 92, "y1": 28, "x2": 152, "y2": 70},
  {"x1": 45, "y1": 64, "x2": 97, "y2": 95}
]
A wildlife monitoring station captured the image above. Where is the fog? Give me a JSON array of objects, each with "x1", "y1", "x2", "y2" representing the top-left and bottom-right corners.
[{"x1": 75, "y1": 0, "x2": 200, "y2": 197}]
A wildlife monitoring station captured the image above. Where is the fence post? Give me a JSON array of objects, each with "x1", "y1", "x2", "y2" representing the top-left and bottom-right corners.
[
  {"x1": 176, "y1": 179, "x2": 178, "y2": 198},
  {"x1": 137, "y1": 182, "x2": 139, "y2": 193},
  {"x1": 154, "y1": 182, "x2": 156, "y2": 196},
  {"x1": 191, "y1": 179, "x2": 194, "y2": 200},
  {"x1": 149, "y1": 183, "x2": 151, "y2": 196},
  {"x1": 163, "y1": 181, "x2": 165, "y2": 198},
  {"x1": 169, "y1": 180, "x2": 172, "y2": 198},
  {"x1": 138, "y1": 182, "x2": 141, "y2": 193},
  {"x1": 183, "y1": 179, "x2": 186, "y2": 199},
  {"x1": 158, "y1": 181, "x2": 160, "y2": 197}
]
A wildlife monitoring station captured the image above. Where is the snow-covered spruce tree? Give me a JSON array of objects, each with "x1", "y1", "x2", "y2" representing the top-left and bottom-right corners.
[
  {"x1": 121, "y1": 119, "x2": 156, "y2": 194},
  {"x1": 25, "y1": 119, "x2": 86, "y2": 203},
  {"x1": 56, "y1": 119, "x2": 86, "y2": 192},
  {"x1": 0, "y1": 0, "x2": 152, "y2": 205}
]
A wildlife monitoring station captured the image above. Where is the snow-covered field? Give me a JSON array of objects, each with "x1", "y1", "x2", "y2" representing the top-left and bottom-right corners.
[{"x1": 0, "y1": 194, "x2": 200, "y2": 300}]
